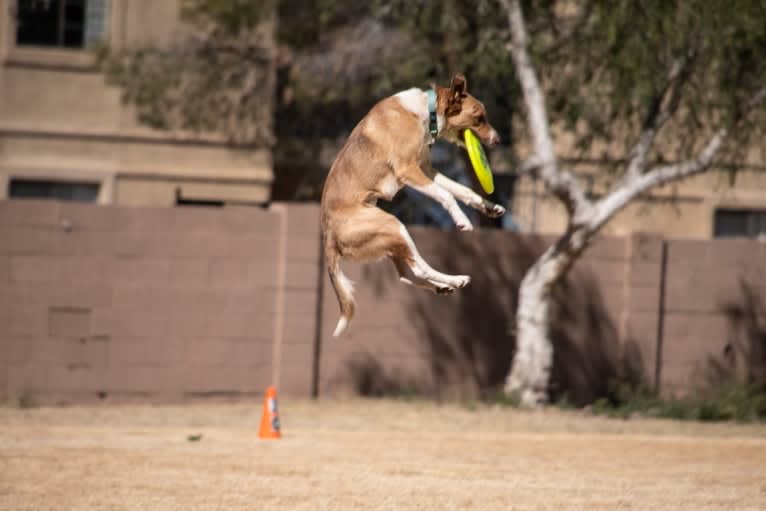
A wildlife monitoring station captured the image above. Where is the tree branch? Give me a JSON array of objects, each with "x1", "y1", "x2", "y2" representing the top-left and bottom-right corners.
[
  {"x1": 736, "y1": 86, "x2": 766, "y2": 121},
  {"x1": 621, "y1": 56, "x2": 692, "y2": 183},
  {"x1": 637, "y1": 84, "x2": 766, "y2": 191},
  {"x1": 635, "y1": 128, "x2": 727, "y2": 189},
  {"x1": 594, "y1": 85, "x2": 766, "y2": 229},
  {"x1": 593, "y1": 127, "x2": 726, "y2": 227},
  {"x1": 501, "y1": 0, "x2": 593, "y2": 222}
]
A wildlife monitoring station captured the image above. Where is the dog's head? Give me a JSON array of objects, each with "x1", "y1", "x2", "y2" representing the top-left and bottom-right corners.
[{"x1": 437, "y1": 74, "x2": 500, "y2": 148}]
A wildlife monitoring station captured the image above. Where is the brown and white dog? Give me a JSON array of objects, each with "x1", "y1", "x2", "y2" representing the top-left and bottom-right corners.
[{"x1": 321, "y1": 74, "x2": 506, "y2": 337}]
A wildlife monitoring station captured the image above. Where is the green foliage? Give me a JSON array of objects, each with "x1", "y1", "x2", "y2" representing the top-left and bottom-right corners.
[
  {"x1": 530, "y1": 0, "x2": 766, "y2": 161},
  {"x1": 486, "y1": 388, "x2": 523, "y2": 408},
  {"x1": 17, "y1": 394, "x2": 37, "y2": 409},
  {"x1": 181, "y1": 0, "x2": 277, "y2": 32},
  {"x1": 277, "y1": 0, "x2": 370, "y2": 50},
  {"x1": 98, "y1": 0, "x2": 276, "y2": 147},
  {"x1": 591, "y1": 381, "x2": 766, "y2": 423},
  {"x1": 97, "y1": 0, "x2": 766, "y2": 191},
  {"x1": 99, "y1": 0, "x2": 522, "y2": 149},
  {"x1": 278, "y1": 0, "x2": 519, "y2": 140}
]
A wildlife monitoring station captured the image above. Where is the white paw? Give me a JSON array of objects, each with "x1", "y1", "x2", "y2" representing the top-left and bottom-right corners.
[
  {"x1": 489, "y1": 204, "x2": 506, "y2": 217},
  {"x1": 451, "y1": 275, "x2": 471, "y2": 288},
  {"x1": 456, "y1": 221, "x2": 474, "y2": 232}
]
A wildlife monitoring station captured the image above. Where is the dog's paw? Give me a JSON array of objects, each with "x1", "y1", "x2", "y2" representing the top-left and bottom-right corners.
[
  {"x1": 451, "y1": 275, "x2": 471, "y2": 289},
  {"x1": 456, "y1": 221, "x2": 474, "y2": 232},
  {"x1": 486, "y1": 203, "x2": 506, "y2": 218},
  {"x1": 427, "y1": 279, "x2": 455, "y2": 294},
  {"x1": 429, "y1": 275, "x2": 470, "y2": 293}
]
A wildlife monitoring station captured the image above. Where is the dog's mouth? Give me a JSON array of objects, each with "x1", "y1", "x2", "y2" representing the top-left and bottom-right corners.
[
  {"x1": 460, "y1": 128, "x2": 485, "y2": 147},
  {"x1": 461, "y1": 128, "x2": 500, "y2": 148}
]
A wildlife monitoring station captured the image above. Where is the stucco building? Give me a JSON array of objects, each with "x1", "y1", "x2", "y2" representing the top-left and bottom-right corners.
[
  {"x1": 0, "y1": 0, "x2": 273, "y2": 207},
  {"x1": 511, "y1": 157, "x2": 766, "y2": 240}
]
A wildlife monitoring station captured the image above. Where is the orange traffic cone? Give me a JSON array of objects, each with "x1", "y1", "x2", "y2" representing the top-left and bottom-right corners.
[{"x1": 258, "y1": 385, "x2": 281, "y2": 439}]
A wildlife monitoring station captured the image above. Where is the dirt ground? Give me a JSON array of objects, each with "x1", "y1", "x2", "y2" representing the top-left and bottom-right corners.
[{"x1": 1, "y1": 398, "x2": 765, "y2": 511}]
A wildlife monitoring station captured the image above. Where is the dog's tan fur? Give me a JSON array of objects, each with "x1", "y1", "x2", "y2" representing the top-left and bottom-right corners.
[{"x1": 321, "y1": 74, "x2": 506, "y2": 336}]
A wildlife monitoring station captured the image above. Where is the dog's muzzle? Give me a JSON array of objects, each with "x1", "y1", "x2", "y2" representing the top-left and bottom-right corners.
[{"x1": 486, "y1": 130, "x2": 500, "y2": 147}]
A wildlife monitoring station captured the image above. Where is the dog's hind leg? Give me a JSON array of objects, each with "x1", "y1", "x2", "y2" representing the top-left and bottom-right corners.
[
  {"x1": 336, "y1": 207, "x2": 470, "y2": 292},
  {"x1": 390, "y1": 257, "x2": 454, "y2": 295},
  {"x1": 392, "y1": 223, "x2": 470, "y2": 291}
]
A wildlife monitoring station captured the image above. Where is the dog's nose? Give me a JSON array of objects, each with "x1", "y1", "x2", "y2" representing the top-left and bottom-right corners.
[{"x1": 487, "y1": 130, "x2": 500, "y2": 147}]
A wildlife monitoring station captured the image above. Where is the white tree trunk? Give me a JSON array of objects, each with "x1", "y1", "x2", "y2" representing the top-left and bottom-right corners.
[
  {"x1": 501, "y1": 0, "x2": 591, "y2": 406},
  {"x1": 504, "y1": 228, "x2": 589, "y2": 406},
  {"x1": 504, "y1": 252, "x2": 555, "y2": 406}
]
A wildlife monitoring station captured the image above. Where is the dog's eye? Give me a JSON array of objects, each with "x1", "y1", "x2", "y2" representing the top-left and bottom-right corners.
[{"x1": 476, "y1": 114, "x2": 486, "y2": 125}]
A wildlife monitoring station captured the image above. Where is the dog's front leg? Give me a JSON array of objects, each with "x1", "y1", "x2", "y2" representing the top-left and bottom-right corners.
[
  {"x1": 407, "y1": 179, "x2": 474, "y2": 231},
  {"x1": 434, "y1": 173, "x2": 506, "y2": 218}
]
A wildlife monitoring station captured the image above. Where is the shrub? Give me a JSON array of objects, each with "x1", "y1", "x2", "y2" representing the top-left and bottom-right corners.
[{"x1": 591, "y1": 381, "x2": 766, "y2": 423}]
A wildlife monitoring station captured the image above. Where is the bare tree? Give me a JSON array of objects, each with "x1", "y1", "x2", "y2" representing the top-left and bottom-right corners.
[{"x1": 499, "y1": 0, "x2": 766, "y2": 406}]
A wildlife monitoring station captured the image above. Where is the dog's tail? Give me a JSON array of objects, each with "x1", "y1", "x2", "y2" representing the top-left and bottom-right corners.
[{"x1": 325, "y1": 233, "x2": 355, "y2": 337}]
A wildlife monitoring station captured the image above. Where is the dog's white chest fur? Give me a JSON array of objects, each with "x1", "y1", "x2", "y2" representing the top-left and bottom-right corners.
[{"x1": 394, "y1": 88, "x2": 444, "y2": 143}]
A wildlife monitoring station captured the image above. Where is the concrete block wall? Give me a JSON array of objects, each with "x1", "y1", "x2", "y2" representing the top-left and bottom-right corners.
[
  {"x1": 620, "y1": 233, "x2": 665, "y2": 389},
  {"x1": 0, "y1": 200, "x2": 294, "y2": 402},
  {"x1": 1, "y1": 199, "x2": 764, "y2": 403},
  {"x1": 661, "y1": 238, "x2": 766, "y2": 395},
  {"x1": 319, "y1": 230, "x2": 632, "y2": 403},
  {"x1": 271, "y1": 203, "x2": 322, "y2": 396}
]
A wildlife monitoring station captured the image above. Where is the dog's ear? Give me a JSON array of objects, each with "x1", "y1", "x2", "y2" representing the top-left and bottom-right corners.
[
  {"x1": 450, "y1": 74, "x2": 467, "y2": 96},
  {"x1": 446, "y1": 74, "x2": 467, "y2": 116}
]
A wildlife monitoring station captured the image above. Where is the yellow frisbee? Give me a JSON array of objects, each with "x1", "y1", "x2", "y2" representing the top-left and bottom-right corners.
[{"x1": 463, "y1": 129, "x2": 495, "y2": 194}]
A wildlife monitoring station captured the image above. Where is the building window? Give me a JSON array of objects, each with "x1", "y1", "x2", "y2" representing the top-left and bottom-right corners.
[
  {"x1": 714, "y1": 209, "x2": 766, "y2": 239},
  {"x1": 16, "y1": 0, "x2": 109, "y2": 49},
  {"x1": 9, "y1": 178, "x2": 99, "y2": 202}
]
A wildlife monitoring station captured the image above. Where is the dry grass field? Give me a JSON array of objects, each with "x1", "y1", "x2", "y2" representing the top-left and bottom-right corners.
[{"x1": 1, "y1": 398, "x2": 765, "y2": 510}]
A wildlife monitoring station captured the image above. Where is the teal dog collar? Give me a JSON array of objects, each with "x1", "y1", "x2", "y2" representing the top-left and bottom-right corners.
[{"x1": 426, "y1": 89, "x2": 438, "y2": 140}]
